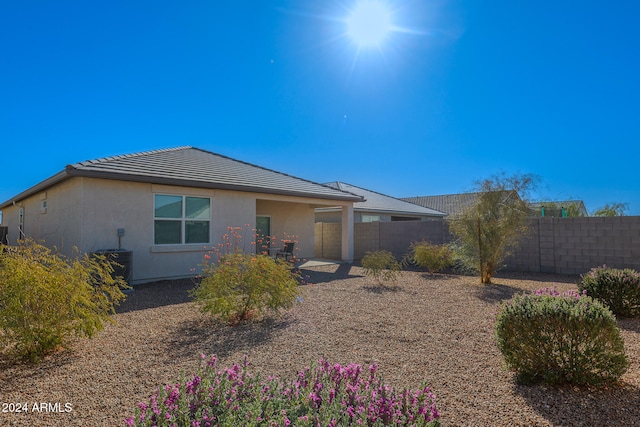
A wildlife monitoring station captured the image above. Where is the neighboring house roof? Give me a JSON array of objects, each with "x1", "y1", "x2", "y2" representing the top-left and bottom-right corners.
[
  {"x1": 402, "y1": 190, "x2": 521, "y2": 216},
  {"x1": 318, "y1": 182, "x2": 446, "y2": 217},
  {"x1": 529, "y1": 200, "x2": 589, "y2": 217},
  {"x1": 0, "y1": 147, "x2": 364, "y2": 209},
  {"x1": 401, "y1": 193, "x2": 481, "y2": 216}
]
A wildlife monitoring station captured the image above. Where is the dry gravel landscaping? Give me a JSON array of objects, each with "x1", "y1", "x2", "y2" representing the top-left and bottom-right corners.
[{"x1": 1, "y1": 264, "x2": 639, "y2": 427}]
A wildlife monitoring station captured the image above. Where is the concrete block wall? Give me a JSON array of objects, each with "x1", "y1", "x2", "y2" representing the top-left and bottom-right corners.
[
  {"x1": 378, "y1": 221, "x2": 450, "y2": 259},
  {"x1": 317, "y1": 217, "x2": 640, "y2": 275},
  {"x1": 354, "y1": 222, "x2": 380, "y2": 259},
  {"x1": 506, "y1": 217, "x2": 640, "y2": 275},
  {"x1": 503, "y1": 220, "x2": 541, "y2": 273},
  {"x1": 316, "y1": 220, "x2": 450, "y2": 261},
  {"x1": 314, "y1": 222, "x2": 342, "y2": 259}
]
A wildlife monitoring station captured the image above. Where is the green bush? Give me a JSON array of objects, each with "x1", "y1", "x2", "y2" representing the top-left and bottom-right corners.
[
  {"x1": 191, "y1": 252, "x2": 300, "y2": 324},
  {"x1": 495, "y1": 288, "x2": 628, "y2": 385},
  {"x1": 361, "y1": 250, "x2": 401, "y2": 284},
  {"x1": 578, "y1": 266, "x2": 640, "y2": 317},
  {"x1": 408, "y1": 241, "x2": 453, "y2": 274},
  {"x1": 0, "y1": 239, "x2": 127, "y2": 362}
]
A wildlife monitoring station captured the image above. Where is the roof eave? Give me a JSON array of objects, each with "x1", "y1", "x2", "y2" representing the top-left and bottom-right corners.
[
  {"x1": 0, "y1": 170, "x2": 70, "y2": 209},
  {"x1": 316, "y1": 206, "x2": 446, "y2": 217},
  {"x1": 65, "y1": 168, "x2": 364, "y2": 202},
  {"x1": 366, "y1": 208, "x2": 445, "y2": 217}
]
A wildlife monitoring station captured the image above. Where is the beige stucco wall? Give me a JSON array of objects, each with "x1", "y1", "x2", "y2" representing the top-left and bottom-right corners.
[
  {"x1": 0, "y1": 178, "x2": 83, "y2": 249},
  {"x1": 1, "y1": 177, "x2": 348, "y2": 284},
  {"x1": 256, "y1": 199, "x2": 315, "y2": 260}
]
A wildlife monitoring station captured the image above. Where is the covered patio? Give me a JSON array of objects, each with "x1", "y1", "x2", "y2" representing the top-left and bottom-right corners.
[{"x1": 256, "y1": 196, "x2": 356, "y2": 263}]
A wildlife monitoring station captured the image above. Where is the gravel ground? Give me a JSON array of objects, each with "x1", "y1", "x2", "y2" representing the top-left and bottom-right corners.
[{"x1": 1, "y1": 265, "x2": 639, "y2": 427}]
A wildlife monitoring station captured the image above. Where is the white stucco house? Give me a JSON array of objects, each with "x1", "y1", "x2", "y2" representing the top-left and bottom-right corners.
[{"x1": 0, "y1": 147, "x2": 363, "y2": 284}]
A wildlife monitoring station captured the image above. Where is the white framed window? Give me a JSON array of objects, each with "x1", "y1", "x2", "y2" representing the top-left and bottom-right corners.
[
  {"x1": 154, "y1": 194, "x2": 211, "y2": 245},
  {"x1": 361, "y1": 214, "x2": 381, "y2": 223}
]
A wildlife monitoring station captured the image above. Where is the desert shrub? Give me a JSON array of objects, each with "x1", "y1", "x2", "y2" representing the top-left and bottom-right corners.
[
  {"x1": 361, "y1": 250, "x2": 402, "y2": 283},
  {"x1": 495, "y1": 287, "x2": 628, "y2": 385},
  {"x1": 191, "y1": 251, "x2": 300, "y2": 324},
  {"x1": 578, "y1": 265, "x2": 640, "y2": 317},
  {"x1": 126, "y1": 354, "x2": 441, "y2": 427},
  {"x1": 408, "y1": 241, "x2": 453, "y2": 274},
  {"x1": 0, "y1": 239, "x2": 127, "y2": 362}
]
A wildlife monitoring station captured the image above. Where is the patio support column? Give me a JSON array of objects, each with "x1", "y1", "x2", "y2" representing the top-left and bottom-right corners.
[{"x1": 341, "y1": 204, "x2": 354, "y2": 262}]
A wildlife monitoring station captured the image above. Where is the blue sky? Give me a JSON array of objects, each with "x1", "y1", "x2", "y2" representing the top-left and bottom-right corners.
[{"x1": 1, "y1": 0, "x2": 639, "y2": 215}]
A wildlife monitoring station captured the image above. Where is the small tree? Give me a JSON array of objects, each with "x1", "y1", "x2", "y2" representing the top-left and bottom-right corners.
[
  {"x1": 593, "y1": 202, "x2": 628, "y2": 217},
  {"x1": 449, "y1": 173, "x2": 538, "y2": 284}
]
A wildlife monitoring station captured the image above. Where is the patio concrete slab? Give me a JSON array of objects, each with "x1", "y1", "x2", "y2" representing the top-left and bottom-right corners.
[{"x1": 297, "y1": 258, "x2": 343, "y2": 268}]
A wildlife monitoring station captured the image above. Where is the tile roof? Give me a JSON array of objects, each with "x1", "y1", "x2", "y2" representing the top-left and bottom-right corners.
[
  {"x1": 401, "y1": 193, "x2": 482, "y2": 216},
  {"x1": 322, "y1": 182, "x2": 446, "y2": 216},
  {"x1": 402, "y1": 190, "x2": 523, "y2": 216},
  {"x1": 1, "y1": 147, "x2": 364, "y2": 208}
]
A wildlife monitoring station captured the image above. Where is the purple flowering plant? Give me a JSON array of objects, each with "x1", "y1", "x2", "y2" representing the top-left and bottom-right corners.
[
  {"x1": 532, "y1": 286, "x2": 587, "y2": 299},
  {"x1": 125, "y1": 354, "x2": 440, "y2": 426}
]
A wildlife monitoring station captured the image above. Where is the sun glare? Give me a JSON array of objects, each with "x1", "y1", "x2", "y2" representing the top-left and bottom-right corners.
[{"x1": 347, "y1": 1, "x2": 392, "y2": 47}]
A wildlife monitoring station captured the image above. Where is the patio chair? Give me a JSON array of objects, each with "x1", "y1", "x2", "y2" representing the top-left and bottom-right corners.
[{"x1": 275, "y1": 242, "x2": 295, "y2": 261}]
